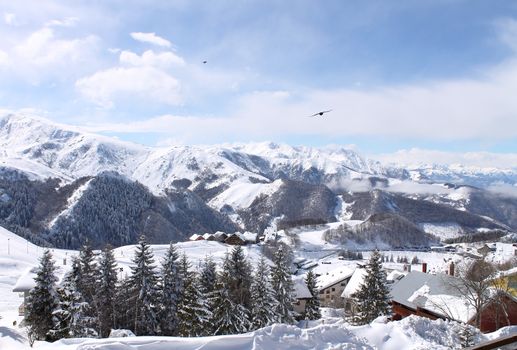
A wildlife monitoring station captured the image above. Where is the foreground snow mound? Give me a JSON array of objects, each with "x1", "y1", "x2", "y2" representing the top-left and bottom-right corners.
[
  {"x1": 351, "y1": 315, "x2": 483, "y2": 350},
  {"x1": 32, "y1": 316, "x2": 493, "y2": 350},
  {"x1": 36, "y1": 322, "x2": 372, "y2": 350}
]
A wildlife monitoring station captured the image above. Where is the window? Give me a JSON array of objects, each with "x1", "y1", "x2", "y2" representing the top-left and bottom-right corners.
[
  {"x1": 331, "y1": 288, "x2": 335, "y2": 292},
  {"x1": 340, "y1": 282, "x2": 346, "y2": 286},
  {"x1": 319, "y1": 290, "x2": 324, "y2": 294},
  {"x1": 326, "y1": 290, "x2": 330, "y2": 294}
]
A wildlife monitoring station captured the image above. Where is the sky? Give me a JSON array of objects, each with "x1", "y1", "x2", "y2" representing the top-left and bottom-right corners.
[{"x1": 0, "y1": 0, "x2": 517, "y2": 161}]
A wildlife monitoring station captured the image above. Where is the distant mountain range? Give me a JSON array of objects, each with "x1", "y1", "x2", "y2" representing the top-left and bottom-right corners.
[{"x1": 0, "y1": 113, "x2": 515, "y2": 248}]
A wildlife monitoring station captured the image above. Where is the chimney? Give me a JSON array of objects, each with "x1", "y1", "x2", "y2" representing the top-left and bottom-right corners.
[
  {"x1": 404, "y1": 263, "x2": 411, "y2": 272},
  {"x1": 449, "y1": 261, "x2": 455, "y2": 276},
  {"x1": 422, "y1": 262, "x2": 427, "y2": 273}
]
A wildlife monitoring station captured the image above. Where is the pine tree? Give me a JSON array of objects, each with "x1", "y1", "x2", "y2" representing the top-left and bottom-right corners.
[
  {"x1": 303, "y1": 270, "x2": 321, "y2": 320},
  {"x1": 97, "y1": 245, "x2": 118, "y2": 337},
  {"x1": 52, "y1": 256, "x2": 98, "y2": 339},
  {"x1": 270, "y1": 247, "x2": 295, "y2": 324},
  {"x1": 77, "y1": 242, "x2": 100, "y2": 333},
  {"x1": 211, "y1": 254, "x2": 251, "y2": 335},
  {"x1": 176, "y1": 254, "x2": 211, "y2": 336},
  {"x1": 228, "y1": 246, "x2": 253, "y2": 309},
  {"x1": 128, "y1": 235, "x2": 160, "y2": 335},
  {"x1": 159, "y1": 243, "x2": 182, "y2": 336},
  {"x1": 114, "y1": 278, "x2": 132, "y2": 330},
  {"x1": 199, "y1": 255, "x2": 217, "y2": 295},
  {"x1": 25, "y1": 249, "x2": 59, "y2": 343},
  {"x1": 250, "y1": 257, "x2": 277, "y2": 330},
  {"x1": 351, "y1": 250, "x2": 391, "y2": 325}
]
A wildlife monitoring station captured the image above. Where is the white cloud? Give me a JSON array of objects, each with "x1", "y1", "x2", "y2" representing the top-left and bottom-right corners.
[
  {"x1": 376, "y1": 148, "x2": 517, "y2": 169},
  {"x1": 496, "y1": 18, "x2": 517, "y2": 52},
  {"x1": 130, "y1": 32, "x2": 171, "y2": 47},
  {"x1": 4, "y1": 12, "x2": 16, "y2": 25},
  {"x1": 14, "y1": 27, "x2": 95, "y2": 66},
  {"x1": 487, "y1": 182, "x2": 517, "y2": 198},
  {"x1": 44, "y1": 17, "x2": 79, "y2": 27},
  {"x1": 75, "y1": 67, "x2": 181, "y2": 108},
  {"x1": 0, "y1": 50, "x2": 8, "y2": 65},
  {"x1": 119, "y1": 49, "x2": 185, "y2": 67},
  {"x1": 0, "y1": 26, "x2": 99, "y2": 82}
]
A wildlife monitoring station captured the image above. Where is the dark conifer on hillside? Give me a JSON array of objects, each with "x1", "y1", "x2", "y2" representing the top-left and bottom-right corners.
[
  {"x1": 97, "y1": 245, "x2": 118, "y2": 337},
  {"x1": 210, "y1": 253, "x2": 251, "y2": 335},
  {"x1": 250, "y1": 256, "x2": 277, "y2": 329},
  {"x1": 270, "y1": 246, "x2": 296, "y2": 324},
  {"x1": 350, "y1": 250, "x2": 391, "y2": 325},
  {"x1": 25, "y1": 249, "x2": 59, "y2": 344},
  {"x1": 176, "y1": 253, "x2": 211, "y2": 336},
  {"x1": 127, "y1": 235, "x2": 160, "y2": 335},
  {"x1": 303, "y1": 270, "x2": 321, "y2": 320},
  {"x1": 159, "y1": 243, "x2": 182, "y2": 336}
]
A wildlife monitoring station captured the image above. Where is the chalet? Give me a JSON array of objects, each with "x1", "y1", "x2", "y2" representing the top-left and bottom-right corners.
[
  {"x1": 189, "y1": 234, "x2": 205, "y2": 241},
  {"x1": 293, "y1": 277, "x2": 313, "y2": 316},
  {"x1": 202, "y1": 233, "x2": 216, "y2": 241},
  {"x1": 214, "y1": 231, "x2": 228, "y2": 242},
  {"x1": 477, "y1": 244, "x2": 492, "y2": 256},
  {"x1": 224, "y1": 232, "x2": 259, "y2": 245},
  {"x1": 390, "y1": 271, "x2": 517, "y2": 332},
  {"x1": 316, "y1": 266, "x2": 355, "y2": 308},
  {"x1": 225, "y1": 233, "x2": 245, "y2": 245}
]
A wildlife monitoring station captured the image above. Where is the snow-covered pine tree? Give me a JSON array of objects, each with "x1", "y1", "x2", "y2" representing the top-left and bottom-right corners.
[
  {"x1": 74, "y1": 242, "x2": 100, "y2": 334},
  {"x1": 210, "y1": 253, "x2": 251, "y2": 335},
  {"x1": 351, "y1": 250, "x2": 391, "y2": 325},
  {"x1": 97, "y1": 245, "x2": 118, "y2": 337},
  {"x1": 128, "y1": 235, "x2": 160, "y2": 335},
  {"x1": 199, "y1": 255, "x2": 217, "y2": 295},
  {"x1": 77, "y1": 242, "x2": 99, "y2": 307},
  {"x1": 250, "y1": 256, "x2": 277, "y2": 329},
  {"x1": 176, "y1": 253, "x2": 211, "y2": 337},
  {"x1": 228, "y1": 246, "x2": 253, "y2": 310},
  {"x1": 303, "y1": 270, "x2": 321, "y2": 320},
  {"x1": 159, "y1": 243, "x2": 182, "y2": 336},
  {"x1": 270, "y1": 246, "x2": 296, "y2": 324},
  {"x1": 114, "y1": 277, "x2": 132, "y2": 330},
  {"x1": 25, "y1": 249, "x2": 59, "y2": 343},
  {"x1": 54, "y1": 256, "x2": 98, "y2": 338}
]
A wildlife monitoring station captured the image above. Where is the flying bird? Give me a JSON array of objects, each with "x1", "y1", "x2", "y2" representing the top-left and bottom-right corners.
[
  {"x1": 307, "y1": 109, "x2": 332, "y2": 117},
  {"x1": 202, "y1": 60, "x2": 207, "y2": 64}
]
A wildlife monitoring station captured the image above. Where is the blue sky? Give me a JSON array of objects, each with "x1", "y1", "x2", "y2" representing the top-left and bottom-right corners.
[{"x1": 1, "y1": 0, "x2": 517, "y2": 156}]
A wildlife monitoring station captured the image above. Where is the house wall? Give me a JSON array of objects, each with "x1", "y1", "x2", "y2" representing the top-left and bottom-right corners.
[
  {"x1": 225, "y1": 235, "x2": 245, "y2": 245},
  {"x1": 293, "y1": 298, "x2": 308, "y2": 315},
  {"x1": 477, "y1": 295, "x2": 517, "y2": 333},
  {"x1": 319, "y1": 279, "x2": 349, "y2": 308}
]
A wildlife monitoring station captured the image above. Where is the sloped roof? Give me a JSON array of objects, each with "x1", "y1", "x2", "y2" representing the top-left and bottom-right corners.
[
  {"x1": 293, "y1": 276, "x2": 312, "y2": 299},
  {"x1": 316, "y1": 266, "x2": 356, "y2": 291},
  {"x1": 341, "y1": 267, "x2": 367, "y2": 299},
  {"x1": 390, "y1": 271, "x2": 476, "y2": 323}
]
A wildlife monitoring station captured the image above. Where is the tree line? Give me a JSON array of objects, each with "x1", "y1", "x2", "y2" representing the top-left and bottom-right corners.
[{"x1": 24, "y1": 236, "x2": 321, "y2": 344}]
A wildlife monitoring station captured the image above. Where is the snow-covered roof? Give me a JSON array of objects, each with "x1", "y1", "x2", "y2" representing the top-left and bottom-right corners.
[
  {"x1": 202, "y1": 233, "x2": 214, "y2": 239},
  {"x1": 13, "y1": 265, "x2": 67, "y2": 292},
  {"x1": 316, "y1": 266, "x2": 355, "y2": 291},
  {"x1": 387, "y1": 270, "x2": 406, "y2": 282},
  {"x1": 12, "y1": 267, "x2": 38, "y2": 292},
  {"x1": 189, "y1": 234, "x2": 203, "y2": 241},
  {"x1": 390, "y1": 271, "x2": 476, "y2": 323},
  {"x1": 293, "y1": 276, "x2": 312, "y2": 299},
  {"x1": 341, "y1": 267, "x2": 367, "y2": 299}
]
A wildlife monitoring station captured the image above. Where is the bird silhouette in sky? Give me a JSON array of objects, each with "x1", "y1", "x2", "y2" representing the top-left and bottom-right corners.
[
  {"x1": 307, "y1": 109, "x2": 332, "y2": 117},
  {"x1": 203, "y1": 60, "x2": 207, "y2": 64}
]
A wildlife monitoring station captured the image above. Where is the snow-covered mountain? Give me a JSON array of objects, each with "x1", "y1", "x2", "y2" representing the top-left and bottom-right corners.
[{"x1": 0, "y1": 113, "x2": 515, "y2": 248}]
